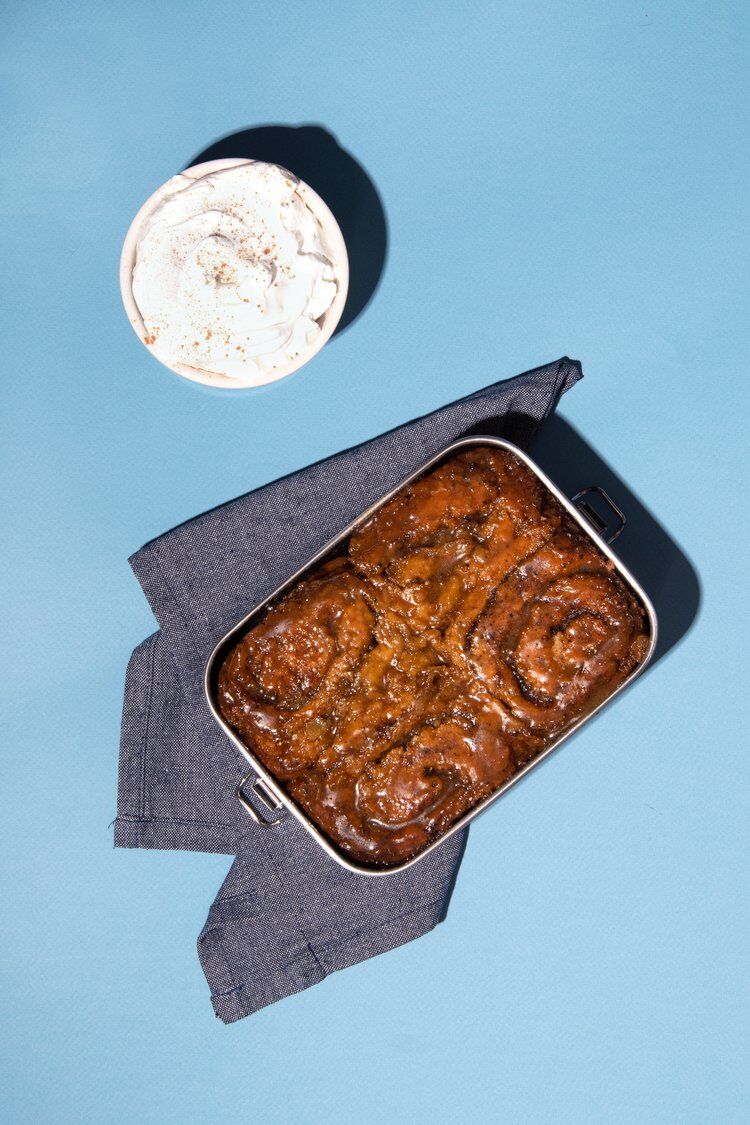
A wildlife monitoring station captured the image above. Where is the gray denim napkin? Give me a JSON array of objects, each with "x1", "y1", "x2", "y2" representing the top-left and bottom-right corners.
[{"x1": 115, "y1": 356, "x2": 582, "y2": 1022}]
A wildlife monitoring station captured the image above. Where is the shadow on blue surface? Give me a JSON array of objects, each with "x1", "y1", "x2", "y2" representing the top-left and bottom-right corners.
[
  {"x1": 185, "y1": 124, "x2": 388, "y2": 337},
  {"x1": 472, "y1": 411, "x2": 701, "y2": 671}
]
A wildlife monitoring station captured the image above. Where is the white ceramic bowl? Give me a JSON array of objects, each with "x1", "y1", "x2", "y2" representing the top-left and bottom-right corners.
[{"x1": 119, "y1": 158, "x2": 349, "y2": 389}]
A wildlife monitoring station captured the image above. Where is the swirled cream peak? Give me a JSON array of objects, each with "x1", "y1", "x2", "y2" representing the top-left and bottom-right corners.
[{"x1": 132, "y1": 161, "x2": 338, "y2": 380}]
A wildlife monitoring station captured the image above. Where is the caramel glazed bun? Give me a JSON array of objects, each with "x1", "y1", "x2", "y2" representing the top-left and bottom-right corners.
[{"x1": 217, "y1": 448, "x2": 649, "y2": 867}]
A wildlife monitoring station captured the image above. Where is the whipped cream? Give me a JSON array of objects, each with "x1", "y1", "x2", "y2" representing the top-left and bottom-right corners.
[{"x1": 131, "y1": 161, "x2": 338, "y2": 381}]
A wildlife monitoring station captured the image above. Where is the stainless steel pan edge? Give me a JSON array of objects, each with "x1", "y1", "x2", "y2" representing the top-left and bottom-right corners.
[{"x1": 204, "y1": 436, "x2": 658, "y2": 877}]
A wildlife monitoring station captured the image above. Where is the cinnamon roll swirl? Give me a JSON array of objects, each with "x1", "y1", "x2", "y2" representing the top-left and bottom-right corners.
[
  {"x1": 216, "y1": 557, "x2": 376, "y2": 778},
  {"x1": 469, "y1": 530, "x2": 649, "y2": 733}
]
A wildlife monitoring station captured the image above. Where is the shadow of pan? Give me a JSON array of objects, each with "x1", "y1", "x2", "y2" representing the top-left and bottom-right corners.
[{"x1": 471, "y1": 411, "x2": 701, "y2": 670}]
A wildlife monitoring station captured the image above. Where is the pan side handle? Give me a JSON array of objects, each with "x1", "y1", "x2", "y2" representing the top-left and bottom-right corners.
[
  {"x1": 571, "y1": 486, "x2": 625, "y2": 544},
  {"x1": 235, "y1": 772, "x2": 286, "y2": 826}
]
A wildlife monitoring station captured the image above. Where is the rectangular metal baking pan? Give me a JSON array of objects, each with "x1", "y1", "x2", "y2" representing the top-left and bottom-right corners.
[{"x1": 205, "y1": 437, "x2": 658, "y2": 876}]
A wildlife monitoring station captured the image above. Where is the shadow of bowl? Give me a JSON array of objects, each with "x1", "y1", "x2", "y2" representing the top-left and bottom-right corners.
[{"x1": 185, "y1": 124, "x2": 388, "y2": 337}]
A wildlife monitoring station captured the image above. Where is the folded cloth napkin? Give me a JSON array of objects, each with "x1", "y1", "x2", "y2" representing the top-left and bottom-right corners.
[{"x1": 115, "y1": 356, "x2": 582, "y2": 1022}]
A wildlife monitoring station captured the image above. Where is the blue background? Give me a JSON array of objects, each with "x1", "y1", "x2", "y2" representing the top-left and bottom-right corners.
[{"x1": 2, "y1": 2, "x2": 748, "y2": 1121}]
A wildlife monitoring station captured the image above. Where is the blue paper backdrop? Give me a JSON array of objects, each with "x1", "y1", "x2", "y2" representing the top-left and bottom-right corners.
[{"x1": 2, "y1": 2, "x2": 748, "y2": 1122}]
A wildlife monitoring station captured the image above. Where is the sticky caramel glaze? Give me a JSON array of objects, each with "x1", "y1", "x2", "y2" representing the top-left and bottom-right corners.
[{"x1": 217, "y1": 447, "x2": 649, "y2": 867}]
